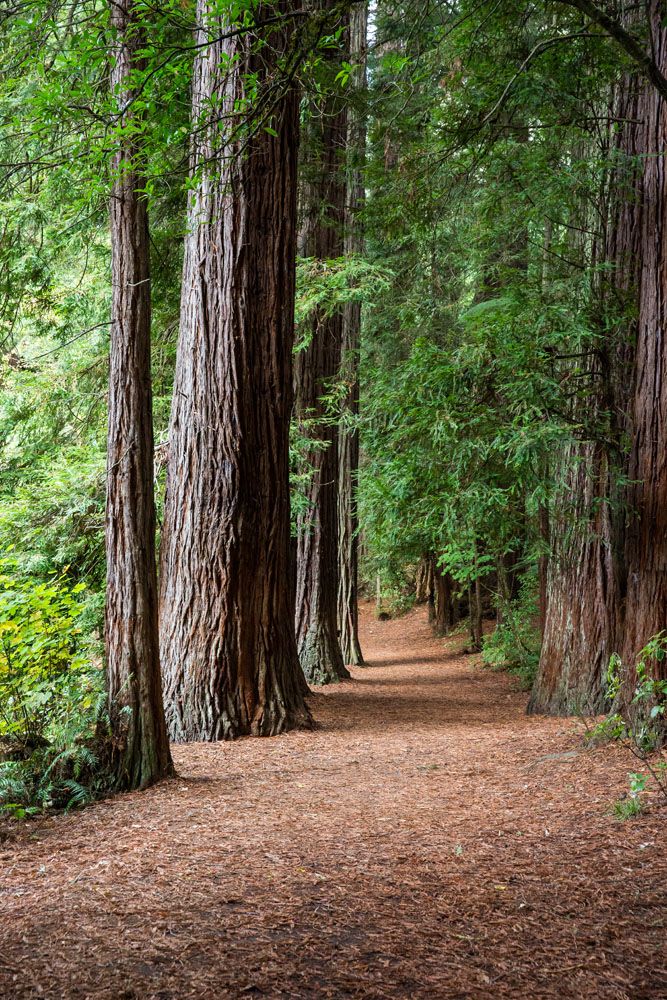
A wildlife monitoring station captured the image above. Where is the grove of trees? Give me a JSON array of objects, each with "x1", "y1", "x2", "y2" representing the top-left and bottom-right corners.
[{"x1": 0, "y1": 0, "x2": 666, "y2": 800}]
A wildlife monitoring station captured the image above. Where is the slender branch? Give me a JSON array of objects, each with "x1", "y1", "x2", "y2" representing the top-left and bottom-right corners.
[
  {"x1": 28, "y1": 321, "x2": 111, "y2": 362},
  {"x1": 555, "y1": 0, "x2": 667, "y2": 100}
]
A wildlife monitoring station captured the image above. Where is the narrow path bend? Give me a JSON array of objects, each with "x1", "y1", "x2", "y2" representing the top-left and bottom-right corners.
[{"x1": 1, "y1": 605, "x2": 665, "y2": 999}]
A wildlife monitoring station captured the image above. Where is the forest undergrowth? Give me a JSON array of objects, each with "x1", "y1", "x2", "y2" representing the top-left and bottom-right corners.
[{"x1": 1, "y1": 603, "x2": 665, "y2": 1000}]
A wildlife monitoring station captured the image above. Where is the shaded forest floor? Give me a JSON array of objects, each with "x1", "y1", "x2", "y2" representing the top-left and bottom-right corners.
[{"x1": 1, "y1": 604, "x2": 666, "y2": 999}]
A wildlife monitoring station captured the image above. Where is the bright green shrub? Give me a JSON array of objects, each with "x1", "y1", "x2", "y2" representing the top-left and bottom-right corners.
[
  {"x1": 482, "y1": 581, "x2": 541, "y2": 690},
  {"x1": 0, "y1": 562, "x2": 108, "y2": 813},
  {"x1": 0, "y1": 563, "x2": 98, "y2": 747}
]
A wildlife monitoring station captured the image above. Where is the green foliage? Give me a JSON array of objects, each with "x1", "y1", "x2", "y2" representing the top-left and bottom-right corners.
[
  {"x1": 357, "y1": 0, "x2": 628, "y2": 661},
  {"x1": 481, "y1": 581, "x2": 541, "y2": 689},
  {"x1": 0, "y1": 562, "x2": 98, "y2": 747},
  {"x1": 589, "y1": 637, "x2": 667, "y2": 814},
  {"x1": 0, "y1": 563, "x2": 109, "y2": 814},
  {"x1": 585, "y1": 712, "x2": 626, "y2": 747},
  {"x1": 606, "y1": 635, "x2": 667, "y2": 752},
  {"x1": 612, "y1": 773, "x2": 648, "y2": 821},
  {"x1": 375, "y1": 581, "x2": 415, "y2": 620},
  {"x1": 0, "y1": 731, "x2": 105, "y2": 816},
  {"x1": 295, "y1": 255, "x2": 391, "y2": 350}
]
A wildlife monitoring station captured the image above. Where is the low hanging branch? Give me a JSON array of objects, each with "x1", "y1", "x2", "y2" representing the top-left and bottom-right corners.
[{"x1": 555, "y1": 0, "x2": 667, "y2": 100}]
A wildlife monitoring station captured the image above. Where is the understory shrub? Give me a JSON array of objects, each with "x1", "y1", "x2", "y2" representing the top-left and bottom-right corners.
[
  {"x1": 0, "y1": 562, "x2": 109, "y2": 814},
  {"x1": 586, "y1": 635, "x2": 667, "y2": 817},
  {"x1": 481, "y1": 581, "x2": 541, "y2": 690}
]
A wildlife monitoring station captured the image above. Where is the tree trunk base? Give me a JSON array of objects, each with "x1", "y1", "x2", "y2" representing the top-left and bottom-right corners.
[
  {"x1": 299, "y1": 625, "x2": 351, "y2": 686},
  {"x1": 340, "y1": 630, "x2": 365, "y2": 667}
]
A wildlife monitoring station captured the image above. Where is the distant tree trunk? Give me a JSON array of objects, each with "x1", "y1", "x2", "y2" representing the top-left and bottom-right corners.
[
  {"x1": 620, "y1": 4, "x2": 667, "y2": 723},
  {"x1": 538, "y1": 497, "x2": 550, "y2": 639},
  {"x1": 529, "y1": 445, "x2": 622, "y2": 714},
  {"x1": 529, "y1": 65, "x2": 643, "y2": 716},
  {"x1": 295, "y1": 0, "x2": 350, "y2": 685},
  {"x1": 451, "y1": 589, "x2": 461, "y2": 629},
  {"x1": 415, "y1": 552, "x2": 432, "y2": 603},
  {"x1": 105, "y1": 0, "x2": 172, "y2": 789},
  {"x1": 159, "y1": 2, "x2": 310, "y2": 740},
  {"x1": 434, "y1": 565, "x2": 454, "y2": 636},
  {"x1": 337, "y1": 0, "x2": 368, "y2": 668},
  {"x1": 427, "y1": 553, "x2": 436, "y2": 624},
  {"x1": 468, "y1": 577, "x2": 483, "y2": 653}
]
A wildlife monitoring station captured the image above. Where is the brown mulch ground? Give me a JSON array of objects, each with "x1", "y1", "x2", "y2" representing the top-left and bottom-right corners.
[{"x1": 1, "y1": 603, "x2": 666, "y2": 1000}]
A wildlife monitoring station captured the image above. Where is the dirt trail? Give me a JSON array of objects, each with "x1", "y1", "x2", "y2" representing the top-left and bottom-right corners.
[{"x1": 1, "y1": 604, "x2": 666, "y2": 999}]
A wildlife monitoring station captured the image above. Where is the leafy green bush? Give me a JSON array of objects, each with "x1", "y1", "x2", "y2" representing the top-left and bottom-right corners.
[
  {"x1": 0, "y1": 449, "x2": 106, "y2": 623},
  {"x1": 0, "y1": 564, "x2": 95, "y2": 746},
  {"x1": 0, "y1": 563, "x2": 109, "y2": 814},
  {"x1": 606, "y1": 634, "x2": 667, "y2": 752},
  {"x1": 592, "y1": 636, "x2": 667, "y2": 816},
  {"x1": 0, "y1": 728, "x2": 106, "y2": 816},
  {"x1": 585, "y1": 712, "x2": 626, "y2": 747},
  {"x1": 481, "y1": 581, "x2": 541, "y2": 689},
  {"x1": 613, "y1": 773, "x2": 648, "y2": 821}
]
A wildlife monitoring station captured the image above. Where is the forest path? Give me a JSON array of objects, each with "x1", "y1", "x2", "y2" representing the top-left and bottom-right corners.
[{"x1": 1, "y1": 604, "x2": 666, "y2": 999}]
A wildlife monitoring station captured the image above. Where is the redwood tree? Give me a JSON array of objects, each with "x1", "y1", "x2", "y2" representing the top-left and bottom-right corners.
[
  {"x1": 530, "y1": 19, "x2": 667, "y2": 714},
  {"x1": 294, "y1": 0, "x2": 350, "y2": 685},
  {"x1": 337, "y1": 0, "x2": 367, "y2": 667},
  {"x1": 159, "y1": 2, "x2": 310, "y2": 741},
  {"x1": 620, "y1": 3, "x2": 667, "y2": 715},
  {"x1": 106, "y1": 0, "x2": 173, "y2": 788}
]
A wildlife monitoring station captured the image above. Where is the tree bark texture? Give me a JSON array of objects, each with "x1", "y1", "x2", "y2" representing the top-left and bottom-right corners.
[
  {"x1": 337, "y1": 0, "x2": 367, "y2": 667},
  {"x1": 529, "y1": 64, "x2": 644, "y2": 716},
  {"x1": 620, "y1": 4, "x2": 667, "y2": 714},
  {"x1": 529, "y1": 444, "x2": 623, "y2": 714},
  {"x1": 434, "y1": 565, "x2": 455, "y2": 637},
  {"x1": 106, "y1": 0, "x2": 173, "y2": 789},
  {"x1": 295, "y1": 0, "x2": 350, "y2": 685},
  {"x1": 538, "y1": 498, "x2": 550, "y2": 639},
  {"x1": 415, "y1": 552, "x2": 433, "y2": 604},
  {"x1": 159, "y1": 2, "x2": 310, "y2": 741},
  {"x1": 468, "y1": 578, "x2": 483, "y2": 653}
]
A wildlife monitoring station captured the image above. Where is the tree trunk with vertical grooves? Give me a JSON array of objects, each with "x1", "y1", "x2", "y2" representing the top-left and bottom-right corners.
[
  {"x1": 415, "y1": 552, "x2": 432, "y2": 603},
  {"x1": 337, "y1": 0, "x2": 367, "y2": 668},
  {"x1": 295, "y1": 1, "x2": 350, "y2": 685},
  {"x1": 529, "y1": 443, "x2": 622, "y2": 714},
  {"x1": 469, "y1": 577, "x2": 483, "y2": 653},
  {"x1": 529, "y1": 69, "x2": 643, "y2": 716},
  {"x1": 433, "y1": 565, "x2": 454, "y2": 637},
  {"x1": 106, "y1": 0, "x2": 173, "y2": 789},
  {"x1": 620, "y1": 4, "x2": 667, "y2": 725},
  {"x1": 427, "y1": 553, "x2": 436, "y2": 624},
  {"x1": 538, "y1": 498, "x2": 550, "y2": 640},
  {"x1": 159, "y1": 2, "x2": 310, "y2": 741}
]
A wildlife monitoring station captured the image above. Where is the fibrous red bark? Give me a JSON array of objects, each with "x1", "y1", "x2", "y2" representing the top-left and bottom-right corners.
[
  {"x1": 159, "y1": 2, "x2": 310, "y2": 741},
  {"x1": 337, "y1": 0, "x2": 368, "y2": 668},
  {"x1": 105, "y1": 0, "x2": 173, "y2": 788},
  {"x1": 434, "y1": 564, "x2": 456, "y2": 637},
  {"x1": 529, "y1": 56, "x2": 644, "y2": 715},
  {"x1": 620, "y1": 3, "x2": 667, "y2": 716},
  {"x1": 295, "y1": 0, "x2": 350, "y2": 685}
]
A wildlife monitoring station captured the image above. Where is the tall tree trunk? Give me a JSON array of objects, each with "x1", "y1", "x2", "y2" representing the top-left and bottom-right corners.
[
  {"x1": 433, "y1": 565, "x2": 453, "y2": 637},
  {"x1": 529, "y1": 446, "x2": 622, "y2": 714},
  {"x1": 620, "y1": 4, "x2": 667, "y2": 724},
  {"x1": 295, "y1": 1, "x2": 350, "y2": 685},
  {"x1": 159, "y1": 3, "x2": 310, "y2": 741},
  {"x1": 337, "y1": 0, "x2": 368, "y2": 668},
  {"x1": 529, "y1": 68, "x2": 643, "y2": 716},
  {"x1": 106, "y1": 0, "x2": 172, "y2": 789},
  {"x1": 468, "y1": 577, "x2": 483, "y2": 653},
  {"x1": 538, "y1": 495, "x2": 550, "y2": 640},
  {"x1": 415, "y1": 552, "x2": 432, "y2": 603},
  {"x1": 427, "y1": 553, "x2": 436, "y2": 624}
]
